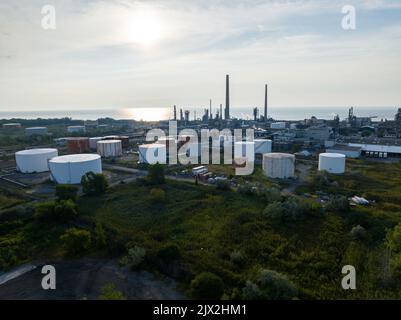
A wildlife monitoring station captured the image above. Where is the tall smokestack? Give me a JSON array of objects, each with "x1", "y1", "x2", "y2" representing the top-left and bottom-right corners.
[
  {"x1": 209, "y1": 99, "x2": 213, "y2": 120},
  {"x1": 264, "y1": 84, "x2": 268, "y2": 122},
  {"x1": 225, "y1": 74, "x2": 230, "y2": 120},
  {"x1": 220, "y1": 104, "x2": 223, "y2": 120},
  {"x1": 173, "y1": 105, "x2": 177, "y2": 121}
]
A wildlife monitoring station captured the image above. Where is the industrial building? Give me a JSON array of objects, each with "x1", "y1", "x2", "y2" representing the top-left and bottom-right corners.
[
  {"x1": 67, "y1": 137, "x2": 90, "y2": 154},
  {"x1": 49, "y1": 154, "x2": 102, "y2": 184},
  {"x1": 2, "y1": 123, "x2": 21, "y2": 129},
  {"x1": 318, "y1": 153, "x2": 346, "y2": 174},
  {"x1": 325, "y1": 144, "x2": 361, "y2": 158},
  {"x1": 138, "y1": 144, "x2": 167, "y2": 164},
  {"x1": 67, "y1": 125, "x2": 86, "y2": 133},
  {"x1": 97, "y1": 140, "x2": 123, "y2": 158},
  {"x1": 15, "y1": 148, "x2": 58, "y2": 173},
  {"x1": 254, "y1": 139, "x2": 272, "y2": 154},
  {"x1": 25, "y1": 127, "x2": 48, "y2": 136},
  {"x1": 271, "y1": 122, "x2": 286, "y2": 130},
  {"x1": 262, "y1": 153, "x2": 295, "y2": 179}
]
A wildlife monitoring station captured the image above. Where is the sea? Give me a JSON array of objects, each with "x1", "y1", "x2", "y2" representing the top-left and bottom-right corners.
[{"x1": 0, "y1": 106, "x2": 397, "y2": 122}]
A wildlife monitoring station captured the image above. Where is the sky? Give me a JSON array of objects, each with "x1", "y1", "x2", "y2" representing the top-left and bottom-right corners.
[{"x1": 0, "y1": 0, "x2": 401, "y2": 112}]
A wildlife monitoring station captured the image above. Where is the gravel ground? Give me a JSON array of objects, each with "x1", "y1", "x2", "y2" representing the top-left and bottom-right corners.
[{"x1": 0, "y1": 259, "x2": 185, "y2": 300}]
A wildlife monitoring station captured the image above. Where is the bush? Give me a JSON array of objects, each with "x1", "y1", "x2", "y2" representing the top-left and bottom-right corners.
[
  {"x1": 190, "y1": 272, "x2": 224, "y2": 299},
  {"x1": 55, "y1": 184, "x2": 79, "y2": 202},
  {"x1": 263, "y1": 197, "x2": 310, "y2": 222},
  {"x1": 60, "y1": 228, "x2": 92, "y2": 256},
  {"x1": 349, "y1": 225, "x2": 367, "y2": 241},
  {"x1": 243, "y1": 269, "x2": 298, "y2": 300},
  {"x1": 54, "y1": 200, "x2": 78, "y2": 221},
  {"x1": 386, "y1": 223, "x2": 401, "y2": 254},
  {"x1": 148, "y1": 163, "x2": 165, "y2": 185},
  {"x1": 98, "y1": 283, "x2": 126, "y2": 300},
  {"x1": 157, "y1": 244, "x2": 181, "y2": 261},
  {"x1": 216, "y1": 179, "x2": 230, "y2": 191},
  {"x1": 94, "y1": 223, "x2": 107, "y2": 249},
  {"x1": 326, "y1": 195, "x2": 350, "y2": 213},
  {"x1": 237, "y1": 184, "x2": 254, "y2": 196},
  {"x1": 150, "y1": 188, "x2": 166, "y2": 203},
  {"x1": 313, "y1": 171, "x2": 330, "y2": 187},
  {"x1": 81, "y1": 172, "x2": 108, "y2": 195},
  {"x1": 119, "y1": 246, "x2": 146, "y2": 268},
  {"x1": 262, "y1": 187, "x2": 282, "y2": 203},
  {"x1": 229, "y1": 250, "x2": 246, "y2": 268}
]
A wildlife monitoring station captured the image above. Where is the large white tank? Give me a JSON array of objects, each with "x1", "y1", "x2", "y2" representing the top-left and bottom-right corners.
[
  {"x1": 25, "y1": 127, "x2": 48, "y2": 136},
  {"x1": 97, "y1": 140, "x2": 123, "y2": 158},
  {"x1": 254, "y1": 139, "x2": 272, "y2": 154},
  {"x1": 49, "y1": 154, "x2": 102, "y2": 184},
  {"x1": 89, "y1": 137, "x2": 103, "y2": 150},
  {"x1": 138, "y1": 144, "x2": 167, "y2": 164},
  {"x1": 262, "y1": 153, "x2": 295, "y2": 179},
  {"x1": 318, "y1": 153, "x2": 346, "y2": 174},
  {"x1": 15, "y1": 148, "x2": 58, "y2": 173}
]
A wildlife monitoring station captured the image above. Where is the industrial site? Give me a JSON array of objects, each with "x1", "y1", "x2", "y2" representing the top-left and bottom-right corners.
[{"x1": 0, "y1": 75, "x2": 401, "y2": 301}]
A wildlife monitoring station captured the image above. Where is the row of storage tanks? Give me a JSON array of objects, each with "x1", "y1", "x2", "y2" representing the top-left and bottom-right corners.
[{"x1": 66, "y1": 136, "x2": 129, "y2": 157}]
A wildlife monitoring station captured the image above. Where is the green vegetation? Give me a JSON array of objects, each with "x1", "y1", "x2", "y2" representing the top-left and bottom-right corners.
[
  {"x1": 98, "y1": 283, "x2": 126, "y2": 300},
  {"x1": 56, "y1": 185, "x2": 79, "y2": 202},
  {"x1": 147, "y1": 163, "x2": 166, "y2": 185},
  {"x1": 190, "y1": 272, "x2": 224, "y2": 300},
  {"x1": 60, "y1": 228, "x2": 92, "y2": 257},
  {"x1": 81, "y1": 172, "x2": 108, "y2": 195}
]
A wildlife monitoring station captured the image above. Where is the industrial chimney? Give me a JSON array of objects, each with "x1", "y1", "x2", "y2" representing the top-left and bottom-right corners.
[
  {"x1": 225, "y1": 75, "x2": 230, "y2": 120},
  {"x1": 264, "y1": 84, "x2": 268, "y2": 122}
]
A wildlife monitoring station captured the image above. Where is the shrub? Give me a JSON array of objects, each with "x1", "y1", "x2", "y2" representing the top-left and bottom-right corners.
[
  {"x1": 256, "y1": 269, "x2": 298, "y2": 300},
  {"x1": 190, "y1": 272, "x2": 224, "y2": 299},
  {"x1": 263, "y1": 187, "x2": 282, "y2": 203},
  {"x1": 349, "y1": 225, "x2": 367, "y2": 241},
  {"x1": 242, "y1": 280, "x2": 263, "y2": 300},
  {"x1": 150, "y1": 188, "x2": 166, "y2": 203},
  {"x1": 229, "y1": 250, "x2": 246, "y2": 268},
  {"x1": 81, "y1": 172, "x2": 108, "y2": 195},
  {"x1": 119, "y1": 246, "x2": 146, "y2": 268},
  {"x1": 237, "y1": 184, "x2": 254, "y2": 196},
  {"x1": 94, "y1": 223, "x2": 107, "y2": 249},
  {"x1": 60, "y1": 228, "x2": 92, "y2": 256},
  {"x1": 55, "y1": 184, "x2": 79, "y2": 202},
  {"x1": 157, "y1": 244, "x2": 181, "y2": 261},
  {"x1": 263, "y1": 197, "x2": 310, "y2": 222},
  {"x1": 98, "y1": 283, "x2": 126, "y2": 300},
  {"x1": 148, "y1": 163, "x2": 165, "y2": 185},
  {"x1": 54, "y1": 200, "x2": 78, "y2": 221},
  {"x1": 216, "y1": 179, "x2": 230, "y2": 191},
  {"x1": 326, "y1": 195, "x2": 350, "y2": 213},
  {"x1": 386, "y1": 223, "x2": 401, "y2": 254},
  {"x1": 313, "y1": 171, "x2": 330, "y2": 187}
]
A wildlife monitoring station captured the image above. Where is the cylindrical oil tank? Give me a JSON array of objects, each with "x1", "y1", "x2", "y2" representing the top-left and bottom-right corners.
[
  {"x1": 89, "y1": 137, "x2": 103, "y2": 150},
  {"x1": 49, "y1": 154, "x2": 102, "y2": 184},
  {"x1": 67, "y1": 125, "x2": 86, "y2": 133},
  {"x1": 118, "y1": 136, "x2": 130, "y2": 149},
  {"x1": 25, "y1": 127, "x2": 48, "y2": 136},
  {"x1": 138, "y1": 144, "x2": 166, "y2": 164},
  {"x1": 67, "y1": 137, "x2": 90, "y2": 153},
  {"x1": 15, "y1": 148, "x2": 58, "y2": 173},
  {"x1": 263, "y1": 153, "x2": 295, "y2": 179},
  {"x1": 318, "y1": 153, "x2": 345, "y2": 174},
  {"x1": 97, "y1": 140, "x2": 123, "y2": 158},
  {"x1": 254, "y1": 139, "x2": 272, "y2": 154}
]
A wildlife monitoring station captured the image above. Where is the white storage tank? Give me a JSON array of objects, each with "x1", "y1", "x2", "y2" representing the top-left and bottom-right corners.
[
  {"x1": 318, "y1": 153, "x2": 346, "y2": 174},
  {"x1": 138, "y1": 144, "x2": 166, "y2": 164},
  {"x1": 234, "y1": 141, "x2": 255, "y2": 162},
  {"x1": 25, "y1": 127, "x2": 48, "y2": 136},
  {"x1": 15, "y1": 148, "x2": 58, "y2": 173},
  {"x1": 49, "y1": 154, "x2": 102, "y2": 184},
  {"x1": 97, "y1": 140, "x2": 123, "y2": 158},
  {"x1": 89, "y1": 137, "x2": 103, "y2": 150},
  {"x1": 262, "y1": 153, "x2": 295, "y2": 179},
  {"x1": 67, "y1": 125, "x2": 86, "y2": 133},
  {"x1": 254, "y1": 139, "x2": 272, "y2": 154}
]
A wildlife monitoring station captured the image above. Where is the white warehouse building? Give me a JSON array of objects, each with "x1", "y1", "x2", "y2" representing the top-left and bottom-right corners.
[
  {"x1": 97, "y1": 140, "x2": 123, "y2": 158},
  {"x1": 49, "y1": 154, "x2": 102, "y2": 184},
  {"x1": 318, "y1": 153, "x2": 346, "y2": 174},
  {"x1": 254, "y1": 139, "x2": 272, "y2": 154},
  {"x1": 262, "y1": 153, "x2": 295, "y2": 179},
  {"x1": 15, "y1": 148, "x2": 58, "y2": 173},
  {"x1": 138, "y1": 144, "x2": 166, "y2": 164}
]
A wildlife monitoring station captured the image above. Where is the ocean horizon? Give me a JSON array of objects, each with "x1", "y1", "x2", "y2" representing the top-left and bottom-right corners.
[{"x1": 0, "y1": 106, "x2": 398, "y2": 122}]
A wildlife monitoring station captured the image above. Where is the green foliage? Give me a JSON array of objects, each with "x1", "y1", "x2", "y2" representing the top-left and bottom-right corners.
[
  {"x1": 313, "y1": 171, "x2": 330, "y2": 187},
  {"x1": 326, "y1": 195, "x2": 350, "y2": 213},
  {"x1": 229, "y1": 250, "x2": 246, "y2": 268},
  {"x1": 216, "y1": 179, "x2": 230, "y2": 190},
  {"x1": 55, "y1": 184, "x2": 79, "y2": 202},
  {"x1": 81, "y1": 172, "x2": 108, "y2": 195},
  {"x1": 243, "y1": 269, "x2": 298, "y2": 300},
  {"x1": 60, "y1": 228, "x2": 92, "y2": 256},
  {"x1": 94, "y1": 223, "x2": 107, "y2": 249},
  {"x1": 33, "y1": 200, "x2": 78, "y2": 222},
  {"x1": 148, "y1": 163, "x2": 165, "y2": 185},
  {"x1": 157, "y1": 244, "x2": 181, "y2": 261},
  {"x1": 386, "y1": 223, "x2": 401, "y2": 254},
  {"x1": 190, "y1": 272, "x2": 224, "y2": 299},
  {"x1": 149, "y1": 188, "x2": 166, "y2": 203},
  {"x1": 119, "y1": 246, "x2": 146, "y2": 268},
  {"x1": 263, "y1": 197, "x2": 312, "y2": 222},
  {"x1": 349, "y1": 225, "x2": 367, "y2": 241},
  {"x1": 98, "y1": 283, "x2": 126, "y2": 300}
]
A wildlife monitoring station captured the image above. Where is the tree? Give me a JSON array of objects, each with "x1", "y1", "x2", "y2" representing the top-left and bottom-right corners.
[
  {"x1": 157, "y1": 244, "x2": 181, "y2": 261},
  {"x1": 263, "y1": 197, "x2": 310, "y2": 222},
  {"x1": 81, "y1": 172, "x2": 108, "y2": 195},
  {"x1": 60, "y1": 228, "x2": 92, "y2": 256},
  {"x1": 230, "y1": 250, "x2": 246, "y2": 268},
  {"x1": 190, "y1": 272, "x2": 224, "y2": 299},
  {"x1": 98, "y1": 283, "x2": 126, "y2": 300},
  {"x1": 349, "y1": 225, "x2": 367, "y2": 241},
  {"x1": 54, "y1": 199, "x2": 78, "y2": 221},
  {"x1": 148, "y1": 163, "x2": 165, "y2": 185},
  {"x1": 216, "y1": 179, "x2": 230, "y2": 191},
  {"x1": 242, "y1": 280, "x2": 263, "y2": 300},
  {"x1": 55, "y1": 184, "x2": 78, "y2": 202}
]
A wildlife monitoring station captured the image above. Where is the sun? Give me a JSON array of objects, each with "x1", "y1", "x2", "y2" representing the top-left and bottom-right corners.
[{"x1": 125, "y1": 10, "x2": 164, "y2": 46}]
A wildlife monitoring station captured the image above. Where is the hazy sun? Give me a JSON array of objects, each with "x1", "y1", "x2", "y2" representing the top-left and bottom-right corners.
[{"x1": 126, "y1": 10, "x2": 163, "y2": 46}]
